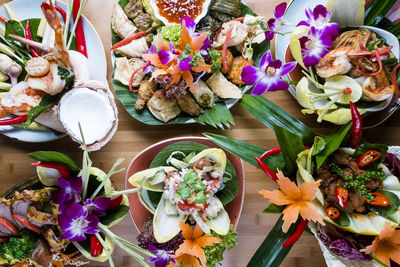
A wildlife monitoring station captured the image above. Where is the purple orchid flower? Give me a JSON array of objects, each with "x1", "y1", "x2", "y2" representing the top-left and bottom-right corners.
[
  {"x1": 299, "y1": 26, "x2": 332, "y2": 67},
  {"x1": 298, "y1": 5, "x2": 339, "y2": 40},
  {"x1": 52, "y1": 177, "x2": 82, "y2": 212},
  {"x1": 265, "y1": 2, "x2": 288, "y2": 41},
  {"x1": 241, "y1": 50, "x2": 296, "y2": 95},
  {"x1": 83, "y1": 197, "x2": 110, "y2": 217},
  {"x1": 58, "y1": 203, "x2": 99, "y2": 242},
  {"x1": 147, "y1": 245, "x2": 177, "y2": 267}
]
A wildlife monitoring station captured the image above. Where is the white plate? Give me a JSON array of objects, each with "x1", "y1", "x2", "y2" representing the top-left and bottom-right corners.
[
  {"x1": 0, "y1": 0, "x2": 107, "y2": 143},
  {"x1": 275, "y1": 0, "x2": 400, "y2": 97}
]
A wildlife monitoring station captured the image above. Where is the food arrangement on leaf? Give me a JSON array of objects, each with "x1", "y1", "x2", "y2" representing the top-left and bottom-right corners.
[
  {"x1": 271, "y1": 0, "x2": 400, "y2": 126},
  {"x1": 0, "y1": 130, "x2": 158, "y2": 267},
  {"x1": 204, "y1": 89, "x2": 400, "y2": 266},
  {"x1": 111, "y1": 0, "x2": 270, "y2": 128},
  {"x1": 0, "y1": 0, "x2": 117, "y2": 149},
  {"x1": 127, "y1": 141, "x2": 242, "y2": 267}
]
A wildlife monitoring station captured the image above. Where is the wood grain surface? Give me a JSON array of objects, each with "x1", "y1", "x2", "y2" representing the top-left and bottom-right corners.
[{"x1": 0, "y1": 0, "x2": 399, "y2": 266}]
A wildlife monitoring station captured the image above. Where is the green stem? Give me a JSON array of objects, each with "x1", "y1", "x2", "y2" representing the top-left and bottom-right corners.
[
  {"x1": 115, "y1": 236, "x2": 155, "y2": 257},
  {"x1": 90, "y1": 158, "x2": 125, "y2": 200},
  {"x1": 108, "y1": 188, "x2": 138, "y2": 198},
  {"x1": 317, "y1": 94, "x2": 342, "y2": 123},
  {"x1": 67, "y1": 0, "x2": 88, "y2": 49},
  {"x1": 359, "y1": 244, "x2": 389, "y2": 267},
  {"x1": 63, "y1": 0, "x2": 73, "y2": 44},
  {"x1": 95, "y1": 233, "x2": 115, "y2": 267},
  {"x1": 78, "y1": 122, "x2": 91, "y2": 200}
]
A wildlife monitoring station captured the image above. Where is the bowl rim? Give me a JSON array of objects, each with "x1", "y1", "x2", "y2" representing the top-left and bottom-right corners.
[{"x1": 124, "y1": 136, "x2": 246, "y2": 233}]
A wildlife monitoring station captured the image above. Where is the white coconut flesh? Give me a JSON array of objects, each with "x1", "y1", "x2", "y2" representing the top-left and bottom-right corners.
[
  {"x1": 59, "y1": 87, "x2": 116, "y2": 146},
  {"x1": 296, "y1": 148, "x2": 400, "y2": 235}
]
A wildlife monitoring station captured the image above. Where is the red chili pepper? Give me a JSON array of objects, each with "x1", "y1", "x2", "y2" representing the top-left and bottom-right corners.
[
  {"x1": 0, "y1": 237, "x2": 8, "y2": 243},
  {"x1": 335, "y1": 180, "x2": 348, "y2": 208},
  {"x1": 371, "y1": 46, "x2": 393, "y2": 57},
  {"x1": 349, "y1": 101, "x2": 362, "y2": 149},
  {"x1": 259, "y1": 147, "x2": 282, "y2": 161},
  {"x1": 177, "y1": 200, "x2": 208, "y2": 217},
  {"x1": 281, "y1": 219, "x2": 308, "y2": 247},
  {"x1": 213, "y1": 27, "x2": 224, "y2": 43},
  {"x1": 150, "y1": 87, "x2": 164, "y2": 98},
  {"x1": 12, "y1": 215, "x2": 41, "y2": 234},
  {"x1": 232, "y1": 17, "x2": 245, "y2": 21},
  {"x1": 54, "y1": 5, "x2": 67, "y2": 23},
  {"x1": 369, "y1": 192, "x2": 390, "y2": 206},
  {"x1": 32, "y1": 162, "x2": 71, "y2": 178},
  {"x1": 25, "y1": 21, "x2": 41, "y2": 57},
  {"x1": 356, "y1": 48, "x2": 383, "y2": 76},
  {"x1": 129, "y1": 62, "x2": 149, "y2": 92},
  {"x1": 90, "y1": 235, "x2": 102, "y2": 257},
  {"x1": 0, "y1": 16, "x2": 8, "y2": 23},
  {"x1": 391, "y1": 64, "x2": 400, "y2": 97},
  {"x1": 0, "y1": 218, "x2": 18, "y2": 236},
  {"x1": 222, "y1": 27, "x2": 233, "y2": 71},
  {"x1": 72, "y1": 0, "x2": 88, "y2": 57},
  {"x1": 111, "y1": 31, "x2": 147, "y2": 50},
  {"x1": 356, "y1": 150, "x2": 381, "y2": 168},
  {"x1": 325, "y1": 206, "x2": 340, "y2": 219},
  {"x1": 205, "y1": 180, "x2": 219, "y2": 194},
  {"x1": 0, "y1": 115, "x2": 28, "y2": 126},
  {"x1": 107, "y1": 195, "x2": 123, "y2": 210}
]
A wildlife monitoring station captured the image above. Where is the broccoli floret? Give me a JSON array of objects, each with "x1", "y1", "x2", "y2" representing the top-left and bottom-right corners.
[{"x1": 0, "y1": 229, "x2": 38, "y2": 261}]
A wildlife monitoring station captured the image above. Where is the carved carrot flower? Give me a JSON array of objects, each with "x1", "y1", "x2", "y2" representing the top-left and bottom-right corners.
[
  {"x1": 361, "y1": 222, "x2": 400, "y2": 267},
  {"x1": 259, "y1": 170, "x2": 324, "y2": 232},
  {"x1": 170, "y1": 221, "x2": 220, "y2": 267}
]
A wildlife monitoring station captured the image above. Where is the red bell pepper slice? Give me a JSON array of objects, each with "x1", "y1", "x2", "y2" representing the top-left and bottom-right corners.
[
  {"x1": 369, "y1": 192, "x2": 390, "y2": 206},
  {"x1": 0, "y1": 218, "x2": 18, "y2": 236},
  {"x1": 90, "y1": 235, "x2": 102, "y2": 257},
  {"x1": 281, "y1": 219, "x2": 309, "y2": 247},
  {"x1": 0, "y1": 115, "x2": 28, "y2": 126},
  {"x1": 349, "y1": 101, "x2": 362, "y2": 149},
  {"x1": 12, "y1": 215, "x2": 41, "y2": 234},
  {"x1": 32, "y1": 162, "x2": 71, "y2": 178},
  {"x1": 356, "y1": 150, "x2": 381, "y2": 168},
  {"x1": 107, "y1": 195, "x2": 123, "y2": 210},
  {"x1": 325, "y1": 206, "x2": 340, "y2": 219}
]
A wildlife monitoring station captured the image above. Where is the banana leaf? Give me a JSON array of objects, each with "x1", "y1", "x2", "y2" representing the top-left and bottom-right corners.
[
  {"x1": 111, "y1": 2, "x2": 270, "y2": 128},
  {"x1": 241, "y1": 95, "x2": 315, "y2": 145},
  {"x1": 364, "y1": 0, "x2": 398, "y2": 26}
]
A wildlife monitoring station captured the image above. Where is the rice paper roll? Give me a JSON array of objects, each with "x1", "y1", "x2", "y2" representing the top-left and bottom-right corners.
[
  {"x1": 177, "y1": 91, "x2": 204, "y2": 116},
  {"x1": 114, "y1": 57, "x2": 145, "y2": 87},
  {"x1": 147, "y1": 92, "x2": 181, "y2": 122},
  {"x1": 113, "y1": 37, "x2": 149, "y2": 58},
  {"x1": 192, "y1": 80, "x2": 215, "y2": 108},
  {"x1": 206, "y1": 72, "x2": 242, "y2": 99}
]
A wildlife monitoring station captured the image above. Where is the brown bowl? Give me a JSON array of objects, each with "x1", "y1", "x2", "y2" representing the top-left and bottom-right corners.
[{"x1": 124, "y1": 136, "x2": 245, "y2": 233}]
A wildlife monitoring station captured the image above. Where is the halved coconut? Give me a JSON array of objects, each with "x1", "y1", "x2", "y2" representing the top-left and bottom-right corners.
[
  {"x1": 296, "y1": 148, "x2": 400, "y2": 235},
  {"x1": 128, "y1": 166, "x2": 176, "y2": 192},
  {"x1": 153, "y1": 192, "x2": 187, "y2": 243},
  {"x1": 58, "y1": 81, "x2": 118, "y2": 151},
  {"x1": 188, "y1": 148, "x2": 227, "y2": 173},
  {"x1": 205, "y1": 197, "x2": 230, "y2": 235}
]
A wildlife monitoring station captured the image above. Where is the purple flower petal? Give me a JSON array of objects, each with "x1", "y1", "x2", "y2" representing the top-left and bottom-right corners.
[
  {"x1": 267, "y1": 59, "x2": 282, "y2": 71},
  {"x1": 265, "y1": 30, "x2": 275, "y2": 42},
  {"x1": 278, "y1": 61, "x2": 297, "y2": 76},
  {"x1": 64, "y1": 203, "x2": 86, "y2": 219},
  {"x1": 251, "y1": 77, "x2": 270, "y2": 95},
  {"x1": 82, "y1": 215, "x2": 100, "y2": 234},
  {"x1": 84, "y1": 197, "x2": 110, "y2": 217},
  {"x1": 241, "y1": 65, "x2": 263, "y2": 85},
  {"x1": 297, "y1": 20, "x2": 310, "y2": 27},
  {"x1": 178, "y1": 57, "x2": 192, "y2": 71},
  {"x1": 147, "y1": 44, "x2": 157, "y2": 54},
  {"x1": 158, "y1": 50, "x2": 174, "y2": 65},
  {"x1": 181, "y1": 17, "x2": 196, "y2": 36},
  {"x1": 148, "y1": 244, "x2": 159, "y2": 252},
  {"x1": 70, "y1": 177, "x2": 82, "y2": 193},
  {"x1": 313, "y1": 4, "x2": 328, "y2": 21},
  {"x1": 259, "y1": 50, "x2": 272, "y2": 71},
  {"x1": 274, "y1": 2, "x2": 287, "y2": 18},
  {"x1": 268, "y1": 78, "x2": 290, "y2": 92}
]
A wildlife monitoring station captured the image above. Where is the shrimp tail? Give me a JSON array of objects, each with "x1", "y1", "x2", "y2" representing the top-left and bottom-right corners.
[{"x1": 41, "y1": 2, "x2": 70, "y2": 68}]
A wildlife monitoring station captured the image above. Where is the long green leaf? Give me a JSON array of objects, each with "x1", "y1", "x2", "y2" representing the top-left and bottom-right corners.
[
  {"x1": 274, "y1": 125, "x2": 304, "y2": 177},
  {"x1": 247, "y1": 215, "x2": 299, "y2": 267},
  {"x1": 27, "y1": 151, "x2": 80, "y2": 174},
  {"x1": 23, "y1": 94, "x2": 59, "y2": 128},
  {"x1": 203, "y1": 133, "x2": 285, "y2": 171},
  {"x1": 365, "y1": 0, "x2": 397, "y2": 26},
  {"x1": 241, "y1": 95, "x2": 315, "y2": 145},
  {"x1": 315, "y1": 123, "x2": 351, "y2": 168}
]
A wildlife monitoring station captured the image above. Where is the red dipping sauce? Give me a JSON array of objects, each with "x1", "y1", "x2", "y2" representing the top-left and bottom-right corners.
[{"x1": 156, "y1": 0, "x2": 206, "y2": 24}]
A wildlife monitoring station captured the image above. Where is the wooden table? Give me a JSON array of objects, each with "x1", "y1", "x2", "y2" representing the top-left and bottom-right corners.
[{"x1": 1, "y1": 0, "x2": 399, "y2": 266}]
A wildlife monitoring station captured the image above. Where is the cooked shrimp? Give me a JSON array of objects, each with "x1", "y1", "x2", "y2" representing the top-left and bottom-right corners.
[
  {"x1": 26, "y1": 63, "x2": 66, "y2": 95},
  {"x1": 0, "y1": 54, "x2": 22, "y2": 86},
  {"x1": 228, "y1": 56, "x2": 254, "y2": 85},
  {"x1": 41, "y1": 2, "x2": 70, "y2": 68},
  {"x1": 362, "y1": 71, "x2": 394, "y2": 101},
  {"x1": 316, "y1": 48, "x2": 352, "y2": 78},
  {"x1": 0, "y1": 82, "x2": 45, "y2": 118}
]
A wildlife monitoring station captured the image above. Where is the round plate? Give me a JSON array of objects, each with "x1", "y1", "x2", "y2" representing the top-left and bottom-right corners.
[
  {"x1": 124, "y1": 136, "x2": 245, "y2": 233},
  {"x1": 0, "y1": 0, "x2": 107, "y2": 142},
  {"x1": 275, "y1": 0, "x2": 400, "y2": 128}
]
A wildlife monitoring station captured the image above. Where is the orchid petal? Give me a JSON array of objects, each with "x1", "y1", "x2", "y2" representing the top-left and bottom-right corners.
[
  {"x1": 278, "y1": 61, "x2": 297, "y2": 77},
  {"x1": 259, "y1": 50, "x2": 272, "y2": 71},
  {"x1": 265, "y1": 30, "x2": 275, "y2": 42},
  {"x1": 251, "y1": 77, "x2": 270, "y2": 95},
  {"x1": 313, "y1": 4, "x2": 328, "y2": 21},
  {"x1": 178, "y1": 57, "x2": 192, "y2": 71},
  {"x1": 241, "y1": 65, "x2": 263, "y2": 85},
  {"x1": 158, "y1": 49, "x2": 175, "y2": 65},
  {"x1": 274, "y1": 2, "x2": 287, "y2": 18},
  {"x1": 181, "y1": 17, "x2": 196, "y2": 36},
  {"x1": 146, "y1": 44, "x2": 157, "y2": 54},
  {"x1": 267, "y1": 59, "x2": 282, "y2": 71}
]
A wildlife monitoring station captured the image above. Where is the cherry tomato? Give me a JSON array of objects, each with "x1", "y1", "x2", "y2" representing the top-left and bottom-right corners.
[
  {"x1": 107, "y1": 195, "x2": 123, "y2": 210},
  {"x1": 90, "y1": 235, "x2": 103, "y2": 257},
  {"x1": 369, "y1": 192, "x2": 391, "y2": 206},
  {"x1": 335, "y1": 179, "x2": 348, "y2": 208},
  {"x1": 325, "y1": 207, "x2": 340, "y2": 219},
  {"x1": 356, "y1": 150, "x2": 381, "y2": 168}
]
